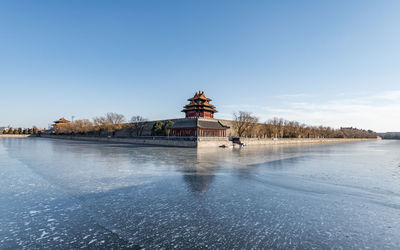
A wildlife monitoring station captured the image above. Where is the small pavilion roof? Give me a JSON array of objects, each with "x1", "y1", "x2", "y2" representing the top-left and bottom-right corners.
[{"x1": 54, "y1": 118, "x2": 70, "y2": 124}]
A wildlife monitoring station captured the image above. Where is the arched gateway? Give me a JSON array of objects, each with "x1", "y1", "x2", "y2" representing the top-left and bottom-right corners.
[{"x1": 169, "y1": 91, "x2": 229, "y2": 137}]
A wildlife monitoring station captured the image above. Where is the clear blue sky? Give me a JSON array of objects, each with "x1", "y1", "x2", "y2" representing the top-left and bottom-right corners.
[{"x1": 1, "y1": 0, "x2": 399, "y2": 132}]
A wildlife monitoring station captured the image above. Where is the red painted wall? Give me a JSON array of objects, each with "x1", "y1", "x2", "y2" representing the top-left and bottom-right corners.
[{"x1": 185, "y1": 111, "x2": 214, "y2": 118}]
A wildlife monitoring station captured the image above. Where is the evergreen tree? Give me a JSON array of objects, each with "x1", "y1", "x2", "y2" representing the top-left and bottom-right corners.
[
  {"x1": 151, "y1": 121, "x2": 164, "y2": 136},
  {"x1": 163, "y1": 120, "x2": 174, "y2": 136}
]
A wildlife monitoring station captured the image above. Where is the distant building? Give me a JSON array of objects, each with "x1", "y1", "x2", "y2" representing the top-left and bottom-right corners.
[
  {"x1": 170, "y1": 91, "x2": 229, "y2": 137},
  {"x1": 53, "y1": 118, "x2": 70, "y2": 126},
  {"x1": 51, "y1": 118, "x2": 71, "y2": 132}
]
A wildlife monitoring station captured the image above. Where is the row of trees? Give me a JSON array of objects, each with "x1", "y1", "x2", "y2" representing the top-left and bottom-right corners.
[
  {"x1": 54, "y1": 113, "x2": 129, "y2": 136},
  {"x1": 53, "y1": 112, "x2": 174, "y2": 137},
  {"x1": 52, "y1": 110, "x2": 376, "y2": 139},
  {"x1": 1, "y1": 126, "x2": 39, "y2": 135},
  {"x1": 379, "y1": 132, "x2": 400, "y2": 139},
  {"x1": 232, "y1": 111, "x2": 377, "y2": 139}
]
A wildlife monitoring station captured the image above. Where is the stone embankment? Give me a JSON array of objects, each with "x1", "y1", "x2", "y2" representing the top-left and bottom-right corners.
[
  {"x1": 231, "y1": 137, "x2": 375, "y2": 147},
  {"x1": 198, "y1": 137, "x2": 375, "y2": 148},
  {"x1": 40, "y1": 135, "x2": 198, "y2": 147},
  {"x1": 0, "y1": 135, "x2": 33, "y2": 138},
  {"x1": 38, "y1": 135, "x2": 376, "y2": 148}
]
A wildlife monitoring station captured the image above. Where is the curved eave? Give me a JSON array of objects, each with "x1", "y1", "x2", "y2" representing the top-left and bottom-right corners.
[
  {"x1": 183, "y1": 104, "x2": 216, "y2": 109},
  {"x1": 182, "y1": 105, "x2": 217, "y2": 110},
  {"x1": 182, "y1": 108, "x2": 218, "y2": 113},
  {"x1": 187, "y1": 97, "x2": 212, "y2": 102}
]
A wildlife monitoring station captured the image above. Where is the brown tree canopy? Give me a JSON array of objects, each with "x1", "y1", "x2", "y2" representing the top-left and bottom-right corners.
[
  {"x1": 232, "y1": 111, "x2": 259, "y2": 137},
  {"x1": 54, "y1": 119, "x2": 94, "y2": 135},
  {"x1": 55, "y1": 113, "x2": 126, "y2": 136},
  {"x1": 93, "y1": 116, "x2": 107, "y2": 133},
  {"x1": 92, "y1": 113, "x2": 126, "y2": 135},
  {"x1": 255, "y1": 118, "x2": 377, "y2": 139}
]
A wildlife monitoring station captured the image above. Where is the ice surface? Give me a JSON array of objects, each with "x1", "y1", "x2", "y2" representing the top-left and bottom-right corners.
[{"x1": 0, "y1": 138, "x2": 400, "y2": 248}]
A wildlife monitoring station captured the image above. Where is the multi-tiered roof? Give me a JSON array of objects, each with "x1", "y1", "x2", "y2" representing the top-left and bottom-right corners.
[{"x1": 182, "y1": 91, "x2": 218, "y2": 118}]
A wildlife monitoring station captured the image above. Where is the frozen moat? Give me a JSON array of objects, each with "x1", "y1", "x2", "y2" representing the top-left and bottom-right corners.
[{"x1": 0, "y1": 138, "x2": 399, "y2": 249}]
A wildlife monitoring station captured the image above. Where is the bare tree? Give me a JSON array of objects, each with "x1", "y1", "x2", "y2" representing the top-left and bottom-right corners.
[
  {"x1": 92, "y1": 113, "x2": 125, "y2": 136},
  {"x1": 260, "y1": 123, "x2": 275, "y2": 138},
  {"x1": 105, "y1": 112, "x2": 126, "y2": 136},
  {"x1": 268, "y1": 117, "x2": 282, "y2": 138},
  {"x1": 93, "y1": 116, "x2": 107, "y2": 136},
  {"x1": 232, "y1": 111, "x2": 259, "y2": 137},
  {"x1": 130, "y1": 115, "x2": 148, "y2": 136},
  {"x1": 105, "y1": 112, "x2": 125, "y2": 126}
]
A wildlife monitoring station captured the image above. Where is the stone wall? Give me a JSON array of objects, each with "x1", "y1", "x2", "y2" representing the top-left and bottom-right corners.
[
  {"x1": 115, "y1": 118, "x2": 188, "y2": 137},
  {"x1": 41, "y1": 135, "x2": 197, "y2": 147},
  {"x1": 197, "y1": 137, "x2": 230, "y2": 148},
  {"x1": 113, "y1": 118, "x2": 234, "y2": 137},
  {"x1": 129, "y1": 118, "x2": 235, "y2": 137},
  {"x1": 0, "y1": 135, "x2": 33, "y2": 138},
  {"x1": 239, "y1": 137, "x2": 374, "y2": 145},
  {"x1": 215, "y1": 119, "x2": 236, "y2": 136},
  {"x1": 197, "y1": 137, "x2": 375, "y2": 148},
  {"x1": 39, "y1": 134, "x2": 375, "y2": 148}
]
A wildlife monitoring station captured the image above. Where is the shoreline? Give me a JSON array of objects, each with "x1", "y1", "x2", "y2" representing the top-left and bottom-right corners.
[
  {"x1": 0, "y1": 135, "x2": 33, "y2": 138},
  {"x1": 35, "y1": 135, "x2": 377, "y2": 148}
]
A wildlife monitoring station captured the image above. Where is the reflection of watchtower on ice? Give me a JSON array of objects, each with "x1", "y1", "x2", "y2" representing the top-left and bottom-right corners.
[
  {"x1": 183, "y1": 171, "x2": 215, "y2": 194},
  {"x1": 181, "y1": 147, "x2": 229, "y2": 194}
]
